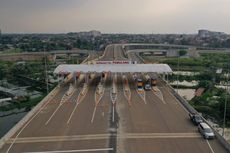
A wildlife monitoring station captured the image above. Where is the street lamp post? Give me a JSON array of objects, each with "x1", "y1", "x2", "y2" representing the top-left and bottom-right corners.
[
  {"x1": 177, "y1": 53, "x2": 180, "y2": 93},
  {"x1": 43, "y1": 46, "x2": 49, "y2": 94},
  {"x1": 223, "y1": 67, "x2": 229, "y2": 137}
]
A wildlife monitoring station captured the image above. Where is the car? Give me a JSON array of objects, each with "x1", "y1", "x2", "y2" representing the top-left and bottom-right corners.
[
  {"x1": 144, "y1": 83, "x2": 151, "y2": 90},
  {"x1": 198, "y1": 122, "x2": 215, "y2": 139},
  {"x1": 189, "y1": 113, "x2": 203, "y2": 125}
]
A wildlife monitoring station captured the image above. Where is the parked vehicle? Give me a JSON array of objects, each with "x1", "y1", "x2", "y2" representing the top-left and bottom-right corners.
[
  {"x1": 189, "y1": 113, "x2": 203, "y2": 125},
  {"x1": 198, "y1": 123, "x2": 215, "y2": 139}
]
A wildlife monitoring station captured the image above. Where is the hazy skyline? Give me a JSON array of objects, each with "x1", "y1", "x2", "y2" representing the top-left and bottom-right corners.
[{"x1": 0, "y1": 0, "x2": 230, "y2": 34}]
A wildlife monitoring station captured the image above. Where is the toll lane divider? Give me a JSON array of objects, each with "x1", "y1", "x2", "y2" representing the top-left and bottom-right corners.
[
  {"x1": 122, "y1": 75, "x2": 131, "y2": 106},
  {"x1": 91, "y1": 83, "x2": 105, "y2": 123}
]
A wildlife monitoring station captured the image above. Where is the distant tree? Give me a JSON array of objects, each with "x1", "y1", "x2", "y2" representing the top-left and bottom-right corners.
[
  {"x1": 223, "y1": 39, "x2": 230, "y2": 48},
  {"x1": 178, "y1": 50, "x2": 187, "y2": 56}
]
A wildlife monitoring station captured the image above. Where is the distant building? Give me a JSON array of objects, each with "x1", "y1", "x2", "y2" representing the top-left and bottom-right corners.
[
  {"x1": 195, "y1": 88, "x2": 205, "y2": 97},
  {"x1": 68, "y1": 30, "x2": 101, "y2": 37},
  {"x1": 198, "y1": 30, "x2": 225, "y2": 38}
]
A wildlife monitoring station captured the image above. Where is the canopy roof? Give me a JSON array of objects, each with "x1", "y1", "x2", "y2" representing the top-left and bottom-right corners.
[{"x1": 54, "y1": 64, "x2": 172, "y2": 74}]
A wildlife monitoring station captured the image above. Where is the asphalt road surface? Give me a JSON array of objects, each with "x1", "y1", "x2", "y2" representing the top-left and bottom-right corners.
[{"x1": 0, "y1": 44, "x2": 229, "y2": 153}]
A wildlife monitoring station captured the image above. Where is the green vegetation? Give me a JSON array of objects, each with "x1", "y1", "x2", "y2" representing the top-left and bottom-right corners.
[
  {"x1": 142, "y1": 52, "x2": 230, "y2": 126},
  {"x1": 190, "y1": 87, "x2": 230, "y2": 126},
  {"x1": 0, "y1": 48, "x2": 22, "y2": 54},
  {"x1": 0, "y1": 59, "x2": 57, "y2": 92},
  {"x1": 179, "y1": 50, "x2": 187, "y2": 56},
  {"x1": 143, "y1": 52, "x2": 230, "y2": 71},
  {"x1": 0, "y1": 95, "x2": 45, "y2": 113}
]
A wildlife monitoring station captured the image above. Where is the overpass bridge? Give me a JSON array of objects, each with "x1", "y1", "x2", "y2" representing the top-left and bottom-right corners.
[
  {"x1": 0, "y1": 44, "x2": 229, "y2": 153},
  {"x1": 0, "y1": 50, "x2": 96, "y2": 62},
  {"x1": 122, "y1": 43, "x2": 230, "y2": 58}
]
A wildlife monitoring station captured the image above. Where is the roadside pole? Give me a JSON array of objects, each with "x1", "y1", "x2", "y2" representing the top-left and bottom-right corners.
[{"x1": 223, "y1": 67, "x2": 229, "y2": 137}]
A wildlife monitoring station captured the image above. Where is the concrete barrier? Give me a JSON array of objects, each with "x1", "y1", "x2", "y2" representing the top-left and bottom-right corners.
[{"x1": 0, "y1": 86, "x2": 60, "y2": 149}]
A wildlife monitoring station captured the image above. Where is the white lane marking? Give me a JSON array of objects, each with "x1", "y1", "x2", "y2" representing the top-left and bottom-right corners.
[
  {"x1": 206, "y1": 140, "x2": 215, "y2": 153},
  {"x1": 136, "y1": 90, "x2": 146, "y2": 104},
  {"x1": 45, "y1": 87, "x2": 76, "y2": 125},
  {"x1": 9, "y1": 133, "x2": 200, "y2": 144},
  {"x1": 151, "y1": 89, "x2": 166, "y2": 104},
  {"x1": 91, "y1": 107, "x2": 97, "y2": 123},
  {"x1": 6, "y1": 89, "x2": 59, "y2": 153},
  {"x1": 112, "y1": 105, "x2": 115, "y2": 122},
  {"x1": 67, "y1": 86, "x2": 88, "y2": 124},
  {"x1": 67, "y1": 103, "x2": 79, "y2": 124},
  {"x1": 9, "y1": 134, "x2": 110, "y2": 143},
  {"x1": 23, "y1": 148, "x2": 114, "y2": 153},
  {"x1": 122, "y1": 75, "x2": 131, "y2": 105},
  {"x1": 45, "y1": 104, "x2": 62, "y2": 125}
]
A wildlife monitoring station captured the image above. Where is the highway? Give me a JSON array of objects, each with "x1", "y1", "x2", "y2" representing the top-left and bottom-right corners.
[{"x1": 0, "y1": 44, "x2": 229, "y2": 153}]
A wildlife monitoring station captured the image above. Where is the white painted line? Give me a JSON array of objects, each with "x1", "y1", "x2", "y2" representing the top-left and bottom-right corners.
[
  {"x1": 67, "y1": 85, "x2": 88, "y2": 124},
  {"x1": 67, "y1": 103, "x2": 79, "y2": 124},
  {"x1": 91, "y1": 107, "x2": 97, "y2": 123},
  {"x1": 206, "y1": 140, "x2": 215, "y2": 153},
  {"x1": 5, "y1": 90, "x2": 59, "y2": 153},
  {"x1": 151, "y1": 89, "x2": 166, "y2": 104},
  {"x1": 123, "y1": 75, "x2": 132, "y2": 105},
  {"x1": 136, "y1": 90, "x2": 146, "y2": 104},
  {"x1": 95, "y1": 85, "x2": 105, "y2": 106},
  {"x1": 23, "y1": 148, "x2": 114, "y2": 153},
  {"x1": 77, "y1": 85, "x2": 88, "y2": 104},
  {"x1": 45, "y1": 104, "x2": 62, "y2": 125},
  {"x1": 112, "y1": 105, "x2": 115, "y2": 122},
  {"x1": 64, "y1": 88, "x2": 77, "y2": 103},
  {"x1": 8, "y1": 134, "x2": 110, "y2": 143}
]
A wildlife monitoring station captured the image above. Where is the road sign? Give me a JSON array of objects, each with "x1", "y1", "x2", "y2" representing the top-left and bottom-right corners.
[{"x1": 95, "y1": 61, "x2": 133, "y2": 64}]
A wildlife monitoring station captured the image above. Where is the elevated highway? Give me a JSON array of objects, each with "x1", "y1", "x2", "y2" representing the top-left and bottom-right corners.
[
  {"x1": 0, "y1": 50, "x2": 97, "y2": 62},
  {"x1": 0, "y1": 44, "x2": 229, "y2": 153}
]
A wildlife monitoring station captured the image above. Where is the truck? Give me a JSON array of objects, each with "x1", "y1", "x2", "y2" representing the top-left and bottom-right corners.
[
  {"x1": 137, "y1": 79, "x2": 144, "y2": 91},
  {"x1": 151, "y1": 78, "x2": 157, "y2": 86}
]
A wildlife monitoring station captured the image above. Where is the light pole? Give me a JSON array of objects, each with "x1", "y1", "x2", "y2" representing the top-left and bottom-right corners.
[
  {"x1": 177, "y1": 52, "x2": 180, "y2": 93},
  {"x1": 222, "y1": 67, "x2": 229, "y2": 137}
]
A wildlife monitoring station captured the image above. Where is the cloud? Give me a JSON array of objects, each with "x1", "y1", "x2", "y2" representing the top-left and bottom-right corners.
[{"x1": 0, "y1": 0, "x2": 230, "y2": 33}]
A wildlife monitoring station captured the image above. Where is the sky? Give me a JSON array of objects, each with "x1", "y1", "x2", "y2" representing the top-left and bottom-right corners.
[{"x1": 0, "y1": 0, "x2": 230, "y2": 34}]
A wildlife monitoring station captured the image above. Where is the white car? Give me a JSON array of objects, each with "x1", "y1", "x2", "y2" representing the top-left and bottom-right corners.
[{"x1": 198, "y1": 122, "x2": 215, "y2": 139}]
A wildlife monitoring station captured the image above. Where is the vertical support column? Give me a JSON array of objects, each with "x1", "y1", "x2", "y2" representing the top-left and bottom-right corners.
[
  {"x1": 166, "y1": 73, "x2": 169, "y2": 83},
  {"x1": 58, "y1": 74, "x2": 61, "y2": 87},
  {"x1": 163, "y1": 74, "x2": 166, "y2": 81},
  {"x1": 73, "y1": 72, "x2": 77, "y2": 86},
  {"x1": 85, "y1": 73, "x2": 89, "y2": 84}
]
